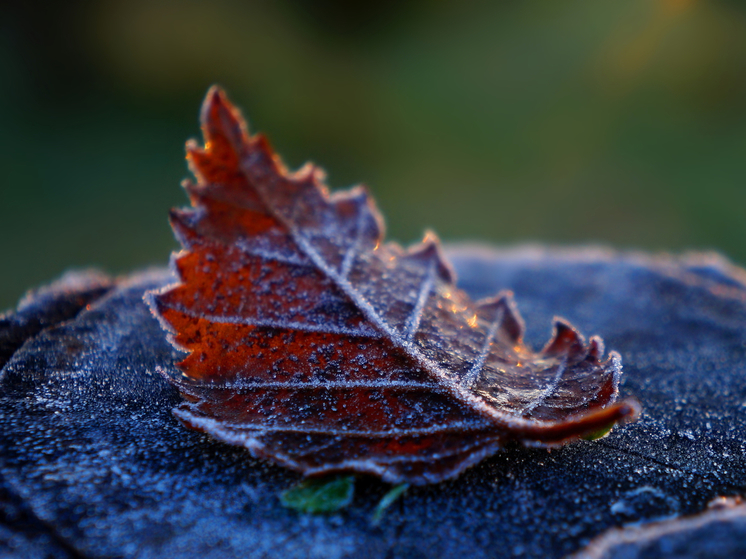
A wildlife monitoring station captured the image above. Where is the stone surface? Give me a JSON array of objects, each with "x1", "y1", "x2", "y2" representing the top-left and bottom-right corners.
[
  {"x1": 0, "y1": 270, "x2": 113, "y2": 370},
  {"x1": 1, "y1": 245, "x2": 745, "y2": 558},
  {"x1": 570, "y1": 497, "x2": 746, "y2": 559}
]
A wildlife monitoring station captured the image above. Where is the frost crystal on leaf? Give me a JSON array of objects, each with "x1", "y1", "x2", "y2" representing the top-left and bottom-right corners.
[{"x1": 146, "y1": 86, "x2": 639, "y2": 485}]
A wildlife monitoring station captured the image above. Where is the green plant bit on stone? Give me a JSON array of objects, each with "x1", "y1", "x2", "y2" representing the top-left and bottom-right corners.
[
  {"x1": 372, "y1": 483, "x2": 409, "y2": 526},
  {"x1": 280, "y1": 475, "x2": 355, "y2": 514}
]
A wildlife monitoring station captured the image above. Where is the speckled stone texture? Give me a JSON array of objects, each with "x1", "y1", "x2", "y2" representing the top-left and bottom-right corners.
[
  {"x1": 570, "y1": 498, "x2": 746, "y2": 559},
  {"x1": 1, "y1": 245, "x2": 744, "y2": 559}
]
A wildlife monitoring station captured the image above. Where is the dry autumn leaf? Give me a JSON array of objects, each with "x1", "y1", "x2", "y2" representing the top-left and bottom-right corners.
[{"x1": 147, "y1": 87, "x2": 639, "y2": 485}]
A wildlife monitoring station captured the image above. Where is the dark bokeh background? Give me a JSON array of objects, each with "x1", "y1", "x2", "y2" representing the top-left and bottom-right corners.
[{"x1": 2, "y1": 0, "x2": 745, "y2": 310}]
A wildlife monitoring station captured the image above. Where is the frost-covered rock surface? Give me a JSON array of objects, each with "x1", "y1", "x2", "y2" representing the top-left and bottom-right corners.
[
  {"x1": 570, "y1": 497, "x2": 746, "y2": 559},
  {"x1": 1, "y1": 245, "x2": 745, "y2": 559}
]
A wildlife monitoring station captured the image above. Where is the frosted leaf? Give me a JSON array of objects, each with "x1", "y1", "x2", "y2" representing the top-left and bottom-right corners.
[{"x1": 147, "y1": 87, "x2": 639, "y2": 485}]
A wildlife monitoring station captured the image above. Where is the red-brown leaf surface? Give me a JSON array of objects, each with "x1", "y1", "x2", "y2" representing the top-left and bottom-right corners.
[{"x1": 147, "y1": 87, "x2": 639, "y2": 485}]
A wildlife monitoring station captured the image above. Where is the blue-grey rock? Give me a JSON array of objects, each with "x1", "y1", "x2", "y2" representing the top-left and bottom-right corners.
[
  {"x1": 570, "y1": 498, "x2": 746, "y2": 559},
  {"x1": 0, "y1": 270, "x2": 113, "y2": 370},
  {"x1": 0, "y1": 246, "x2": 744, "y2": 559}
]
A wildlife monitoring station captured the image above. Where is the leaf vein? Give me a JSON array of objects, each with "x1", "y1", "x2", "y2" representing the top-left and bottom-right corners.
[
  {"x1": 403, "y1": 259, "x2": 436, "y2": 342},
  {"x1": 462, "y1": 306, "x2": 504, "y2": 389},
  {"x1": 165, "y1": 305, "x2": 381, "y2": 338}
]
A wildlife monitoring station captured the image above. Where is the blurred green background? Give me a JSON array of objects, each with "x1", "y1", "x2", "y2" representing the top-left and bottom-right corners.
[{"x1": 2, "y1": 0, "x2": 746, "y2": 310}]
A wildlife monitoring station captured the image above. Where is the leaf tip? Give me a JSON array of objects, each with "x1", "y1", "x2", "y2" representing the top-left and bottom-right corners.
[
  {"x1": 476, "y1": 290, "x2": 524, "y2": 342},
  {"x1": 616, "y1": 397, "x2": 642, "y2": 423},
  {"x1": 542, "y1": 318, "x2": 585, "y2": 358},
  {"x1": 405, "y1": 230, "x2": 456, "y2": 284},
  {"x1": 198, "y1": 85, "x2": 249, "y2": 155},
  {"x1": 201, "y1": 84, "x2": 230, "y2": 122},
  {"x1": 587, "y1": 335, "x2": 605, "y2": 361},
  {"x1": 585, "y1": 398, "x2": 641, "y2": 439},
  {"x1": 204, "y1": 84, "x2": 225, "y2": 103}
]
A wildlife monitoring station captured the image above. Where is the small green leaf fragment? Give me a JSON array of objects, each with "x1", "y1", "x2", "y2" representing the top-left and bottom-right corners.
[
  {"x1": 280, "y1": 475, "x2": 355, "y2": 514},
  {"x1": 582, "y1": 423, "x2": 615, "y2": 441},
  {"x1": 372, "y1": 483, "x2": 409, "y2": 526}
]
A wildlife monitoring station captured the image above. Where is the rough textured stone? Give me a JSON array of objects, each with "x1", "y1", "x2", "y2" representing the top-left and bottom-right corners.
[
  {"x1": 1, "y1": 245, "x2": 744, "y2": 558},
  {"x1": 570, "y1": 498, "x2": 746, "y2": 559},
  {"x1": 0, "y1": 270, "x2": 113, "y2": 370}
]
